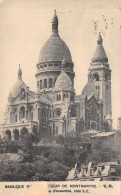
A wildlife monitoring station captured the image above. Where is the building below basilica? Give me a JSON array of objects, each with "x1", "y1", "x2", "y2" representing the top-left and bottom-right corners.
[{"x1": 0, "y1": 11, "x2": 112, "y2": 141}]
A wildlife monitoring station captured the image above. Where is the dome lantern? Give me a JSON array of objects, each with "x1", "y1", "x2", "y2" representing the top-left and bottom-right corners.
[
  {"x1": 18, "y1": 64, "x2": 22, "y2": 80},
  {"x1": 52, "y1": 10, "x2": 59, "y2": 36},
  {"x1": 37, "y1": 11, "x2": 72, "y2": 64}
]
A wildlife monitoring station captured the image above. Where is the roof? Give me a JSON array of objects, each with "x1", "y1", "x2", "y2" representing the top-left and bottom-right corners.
[
  {"x1": 38, "y1": 35, "x2": 72, "y2": 64},
  {"x1": 39, "y1": 94, "x2": 53, "y2": 105},
  {"x1": 93, "y1": 45, "x2": 107, "y2": 60},
  {"x1": 92, "y1": 33, "x2": 108, "y2": 61},
  {"x1": 91, "y1": 131, "x2": 117, "y2": 138},
  {"x1": 9, "y1": 66, "x2": 32, "y2": 99},
  {"x1": 97, "y1": 161, "x2": 118, "y2": 167},
  {"x1": 38, "y1": 11, "x2": 72, "y2": 64},
  {"x1": 81, "y1": 130, "x2": 99, "y2": 135},
  {"x1": 54, "y1": 70, "x2": 72, "y2": 91},
  {"x1": 9, "y1": 80, "x2": 27, "y2": 98},
  {"x1": 82, "y1": 80, "x2": 97, "y2": 97}
]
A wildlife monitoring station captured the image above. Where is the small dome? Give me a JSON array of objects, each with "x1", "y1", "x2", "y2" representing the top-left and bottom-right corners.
[
  {"x1": 54, "y1": 71, "x2": 72, "y2": 91},
  {"x1": 9, "y1": 80, "x2": 27, "y2": 98},
  {"x1": 9, "y1": 65, "x2": 27, "y2": 98},
  {"x1": 38, "y1": 35, "x2": 72, "y2": 64}
]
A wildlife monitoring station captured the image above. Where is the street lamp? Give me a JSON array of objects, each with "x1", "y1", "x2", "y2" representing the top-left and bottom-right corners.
[{"x1": 62, "y1": 115, "x2": 66, "y2": 137}]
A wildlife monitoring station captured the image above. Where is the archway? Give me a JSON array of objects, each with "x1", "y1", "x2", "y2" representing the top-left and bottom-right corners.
[
  {"x1": 5, "y1": 130, "x2": 11, "y2": 141},
  {"x1": 20, "y1": 128, "x2": 28, "y2": 140},
  {"x1": 13, "y1": 129, "x2": 19, "y2": 141},
  {"x1": 44, "y1": 79, "x2": 47, "y2": 88},
  {"x1": 49, "y1": 78, "x2": 53, "y2": 88},
  {"x1": 19, "y1": 106, "x2": 25, "y2": 120}
]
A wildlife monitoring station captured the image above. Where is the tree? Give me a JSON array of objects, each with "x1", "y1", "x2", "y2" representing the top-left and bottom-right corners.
[
  {"x1": 65, "y1": 131, "x2": 76, "y2": 149},
  {"x1": 103, "y1": 120, "x2": 110, "y2": 132},
  {"x1": 55, "y1": 135, "x2": 65, "y2": 146}
]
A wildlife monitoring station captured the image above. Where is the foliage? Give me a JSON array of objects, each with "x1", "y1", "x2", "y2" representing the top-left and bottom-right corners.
[
  {"x1": 0, "y1": 131, "x2": 120, "y2": 181},
  {"x1": 103, "y1": 120, "x2": 110, "y2": 132},
  {"x1": 55, "y1": 135, "x2": 65, "y2": 145}
]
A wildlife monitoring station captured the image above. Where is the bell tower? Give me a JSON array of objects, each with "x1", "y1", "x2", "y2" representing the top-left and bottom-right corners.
[{"x1": 89, "y1": 33, "x2": 112, "y2": 117}]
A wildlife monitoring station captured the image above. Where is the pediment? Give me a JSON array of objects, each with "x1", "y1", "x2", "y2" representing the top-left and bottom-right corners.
[{"x1": 11, "y1": 90, "x2": 35, "y2": 103}]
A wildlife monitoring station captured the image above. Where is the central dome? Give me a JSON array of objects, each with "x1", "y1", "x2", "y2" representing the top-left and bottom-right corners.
[
  {"x1": 38, "y1": 10, "x2": 72, "y2": 64},
  {"x1": 38, "y1": 35, "x2": 72, "y2": 64}
]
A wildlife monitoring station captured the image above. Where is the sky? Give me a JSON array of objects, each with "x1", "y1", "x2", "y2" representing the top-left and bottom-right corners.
[{"x1": 0, "y1": 0, "x2": 121, "y2": 128}]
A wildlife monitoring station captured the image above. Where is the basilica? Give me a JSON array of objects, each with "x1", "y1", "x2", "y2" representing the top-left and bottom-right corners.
[{"x1": 0, "y1": 11, "x2": 112, "y2": 141}]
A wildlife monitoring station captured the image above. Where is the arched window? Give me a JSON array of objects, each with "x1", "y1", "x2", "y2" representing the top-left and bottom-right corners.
[
  {"x1": 41, "y1": 109, "x2": 46, "y2": 124},
  {"x1": 56, "y1": 127, "x2": 58, "y2": 135},
  {"x1": 59, "y1": 94, "x2": 61, "y2": 101},
  {"x1": 20, "y1": 107, "x2": 25, "y2": 119},
  {"x1": 90, "y1": 106, "x2": 98, "y2": 122},
  {"x1": 21, "y1": 128, "x2": 28, "y2": 138},
  {"x1": 56, "y1": 109, "x2": 61, "y2": 116},
  {"x1": 5, "y1": 130, "x2": 11, "y2": 141},
  {"x1": 93, "y1": 73, "x2": 99, "y2": 81},
  {"x1": 44, "y1": 79, "x2": 47, "y2": 88},
  {"x1": 40, "y1": 80, "x2": 42, "y2": 89},
  {"x1": 49, "y1": 78, "x2": 53, "y2": 88},
  {"x1": 31, "y1": 112, "x2": 33, "y2": 120},
  {"x1": 13, "y1": 129, "x2": 19, "y2": 141},
  {"x1": 21, "y1": 88, "x2": 25, "y2": 100},
  {"x1": 56, "y1": 95, "x2": 58, "y2": 101},
  {"x1": 63, "y1": 94, "x2": 66, "y2": 101}
]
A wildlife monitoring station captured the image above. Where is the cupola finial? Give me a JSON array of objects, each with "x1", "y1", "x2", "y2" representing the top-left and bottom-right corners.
[
  {"x1": 18, "y1": 64, "x2": 22, "y2": 80},
  {"x1": 97, "y1": 32, "x2": 103, "y2": 45},
  {"x1": 52, "y1": 9, "x2": 58, "y2": 36}
]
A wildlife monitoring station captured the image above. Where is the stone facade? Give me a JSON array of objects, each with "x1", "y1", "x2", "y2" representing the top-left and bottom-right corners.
[
  {"x1": 89, "y1": 33, "x2": 112, "y2": 118},
  {"x1": 0, "y1": 11, "x2": 112, "y2": 141}
]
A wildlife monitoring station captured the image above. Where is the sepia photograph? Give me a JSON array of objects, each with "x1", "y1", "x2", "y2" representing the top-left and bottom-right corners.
[{"x1": 0, "y1": 0, "x2": 121, "y2": 187}]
